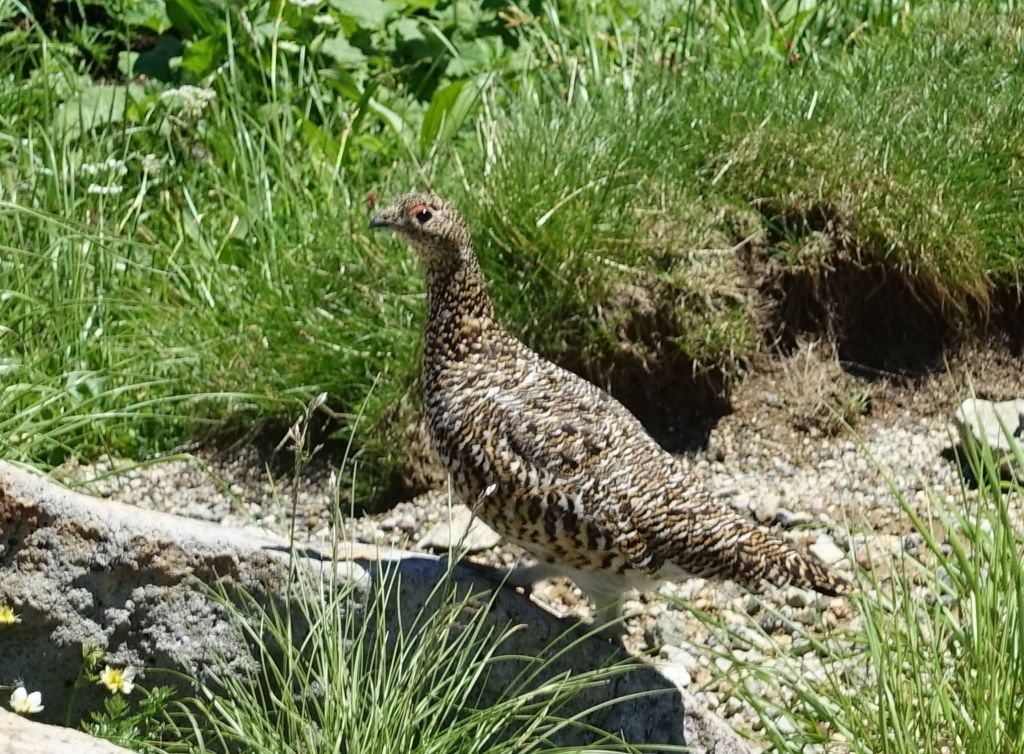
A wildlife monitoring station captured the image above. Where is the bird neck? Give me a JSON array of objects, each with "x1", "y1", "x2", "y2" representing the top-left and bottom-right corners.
[
  {"x1": 422, "y1": 246, "x2": 500, "y2": 373},
  {"x1": 424, "y1": 245, "x2": 496, "y2": 327}
]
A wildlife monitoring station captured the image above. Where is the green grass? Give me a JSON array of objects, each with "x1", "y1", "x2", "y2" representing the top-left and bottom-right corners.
[
  {"x1": 469, "y1": 5, "x2": 1024, "y2": 379},
  {"x1": 3, "y1": 5, "x2": 1023, "y2": 748},
  {"x1": 1, "y1": 2, "x2": 1021, "y2": 492},
  {"x1": 681, "y1": 425, "x2": 1024, "y2": 753},
  {"x1": 154, "y1": 558, "x2": 667, "y2": 754}
]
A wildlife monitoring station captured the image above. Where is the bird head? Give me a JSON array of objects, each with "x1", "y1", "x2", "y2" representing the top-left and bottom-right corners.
[{"x1": 368, "y1": 192, "x2": 472, "y2": 264}]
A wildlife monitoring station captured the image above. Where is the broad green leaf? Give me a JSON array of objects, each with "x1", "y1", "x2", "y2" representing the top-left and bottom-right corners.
[
  {"x1": 368, "y1": 98, "x2": 407, "y2": 138},
  {"x1": 320, "y1": 69, "x2": 364, "y2": 100},
  {"x1": 349, "y1": 80, "x2": 377, "y2": 135},
  {"x1": 328, "y1": 0, "x2": 402, "y2": 30},
  {"x1": 180, "y1": 33, "x2": 227, "y2": 79},
  {"x1": 0, "y1": 29, "x2": 29, "y2": 48},
  {"x1": 117, "y1": 51, "x2": 140, "y2": 79},
  {"x1": 166, "y1": 0, "x2": 223, "y2": 37},
  {"x1": 433, "y1": 0, "x2": 490, "y2": 34},
  {"x1": 447, "y1": 36, "x2": 505, "y2": 78},
  {"x1": 319, "y1": 33, "x2": 367, "y2": 66},
  {"x1": 392, "y1": 17, "x2": 425, "y2": 43},
  {"x1": 419, "y1": 79, "x2": 465, "y2": 152},
  {"x1": 54, "y1": 84, "x2": 144, "y2": 139},
  {"x1": 437, "y1": 74, "x2": 486, "y2": 143},
  {"x1": 120, "y1": 0, "x2": 173, "y2": 33},
  {"x1": 300, "y1": 115, "x2": 342, "y2": 164}
]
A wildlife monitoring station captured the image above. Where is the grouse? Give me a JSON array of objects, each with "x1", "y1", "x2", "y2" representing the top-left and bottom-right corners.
[{"x1": 370, "y1": 192, "x2": 849, "y2": 617}]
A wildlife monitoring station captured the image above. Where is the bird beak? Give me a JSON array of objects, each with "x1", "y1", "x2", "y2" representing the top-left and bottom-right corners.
[{"x1": 368, "y1": 214, "x2": 391, "y2": 229}]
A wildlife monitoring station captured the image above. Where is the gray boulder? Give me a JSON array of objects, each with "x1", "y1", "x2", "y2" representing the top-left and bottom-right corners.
[
  {"x1": 954, "y1": 398, "x2": 1024, "y2": 480},
  {"x1": 0, "y1": 709, "x2": 135, "y2": 754},
  {"x1": 0, "y1": 461, "x2": 751, "y2": 753}
]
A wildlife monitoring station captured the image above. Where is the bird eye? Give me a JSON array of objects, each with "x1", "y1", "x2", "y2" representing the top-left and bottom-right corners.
[{"x1": 415, "y1": 207, "x2": 433, "y2": 224}]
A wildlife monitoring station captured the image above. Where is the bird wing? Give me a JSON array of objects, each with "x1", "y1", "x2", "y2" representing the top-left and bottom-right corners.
[
  {"x1": 477, "y1": 373, "x2": 664, "y2": 574},
  {"x1": 488, "y1": 351, "x2": 654, "y2": 477}
]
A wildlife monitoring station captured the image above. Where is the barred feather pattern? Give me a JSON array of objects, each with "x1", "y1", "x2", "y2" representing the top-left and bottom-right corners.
[{"x1": 370, "y1": 192, "x2": 850, "y2": 605}]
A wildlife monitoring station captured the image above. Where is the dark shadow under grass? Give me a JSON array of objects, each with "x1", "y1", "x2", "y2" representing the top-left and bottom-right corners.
[{"x1": 468, "y1": 6, "x2": 1023, "y2": 377}]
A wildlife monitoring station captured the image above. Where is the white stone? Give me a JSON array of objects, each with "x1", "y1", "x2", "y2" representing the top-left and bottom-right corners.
[
  {"x1": 753, "y1": 495, "x2": 780, "y2": 524},
  {"x1": 954, "y1": 398, "x2": 1024, "y2": 480},
  {"x1": 809, "y1": 536, "x2": 845, "y2": 566},
  {"x1": 416, "y1": 505, "x2": 502, "y2": 553},
  {"x1": 773, "y1": 714, "x2": 797, "y2": 735},
  {"x1": 955, "y1": 398, "x2": 1024, "y2": 453}
]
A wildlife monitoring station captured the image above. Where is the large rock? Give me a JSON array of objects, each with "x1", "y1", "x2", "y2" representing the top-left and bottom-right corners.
[
  {"x1": 954, "y1": 398, "x2": 1024, "y2": 480},
  {"x1": 0, "y1": 461, "x2": 751, "y2": 753},
  {"x1": 0, "y1": 709, "x2": 135, "y2": 754}
]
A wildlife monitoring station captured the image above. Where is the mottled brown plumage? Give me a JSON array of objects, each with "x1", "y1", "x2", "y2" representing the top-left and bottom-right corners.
[{"x1": 370, "y1": 192, "x2": 849, "y2": 614}]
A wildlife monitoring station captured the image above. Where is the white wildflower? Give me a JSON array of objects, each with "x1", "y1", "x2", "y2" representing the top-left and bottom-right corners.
[
  {"x1": 9, "y1": 687, "x2": 43, "y2": 715},
  {"x1": 277, "y1": 40, "x2": 302, "y2": 54},
  {"x1": 87, "y1": 183, "x2": 123, "y2": 195},
  {"x1": 289, "y1": 0, "x2": 320, "y2": 7},
  {"x1": 141, "y1": 153, "x2": 164, "y2": 175},
  {"x1": 161, "y1": 85, "x2": 217, "y2": 118},
  {"x1": 104, "y1": 157, "x2": 128, "y2": 176},
  {"x1": 98, "y1": 665, "x2": 136, "y2": 695}
]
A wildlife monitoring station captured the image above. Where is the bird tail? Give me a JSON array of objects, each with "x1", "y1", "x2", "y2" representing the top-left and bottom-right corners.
[
  {"x1": 663, "y1": 512, "x2": 852, "y2": 596},
  {"x1": 741, "y1": 531, "x2": 851, "y2": 596}
]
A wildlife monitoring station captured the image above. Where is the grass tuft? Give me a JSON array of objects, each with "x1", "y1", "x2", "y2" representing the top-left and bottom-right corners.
[
  {"x1": 682, "y1": 413, "x2": 1024, "y2": 753},
  {"x1": 154, "y1": 554, "x2": 674, "y2": 754}
]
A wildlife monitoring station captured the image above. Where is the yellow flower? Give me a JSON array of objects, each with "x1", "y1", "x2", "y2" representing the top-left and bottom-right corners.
[
  {"x1": 9, "y1": 687, "x2": 43, "y2": 714},
  {"x1": 98, "y1": 665, "x2": 136, "y2": 695},
  {"x1": 0, "y1": 606, "x2": 20, "y2": 625}
]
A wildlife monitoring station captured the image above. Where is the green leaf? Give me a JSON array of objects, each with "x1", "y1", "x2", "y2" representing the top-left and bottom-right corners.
[
  {"x1": 120, "y1": 0, "x2": 173, "y2": 33},
  {"x1": 300, "y1": 115, "x2": 342, "y2": 163},
  {"x1": 392, "y1": 17, "x2": 425, "y2": 43},
  {"x1": 419, "y1": 79, "x2": 465, "y2": 152},
  {"x1": 321, "y1": 68, "x2": 364, "y2": 100},
  {"x1": 180, "y1": 33, "x2": 227, "y2": 79},
  {"x1": 328, "y1": 0, "x2": 402, "y2": 30},
  {"x1": 54, "y1": 84, "x2": 144, "y2": 139},
  {"x1": 117, "y1": 51, "x2": 140, "y2": 79},
  {"x1": 166, "y1": 0, "x2": 223, "y2": 37},
  {"x1": 368, "y1": 98, "x2": 407, "y2": 138},
  {"x1": 447, "y1": 35, "x2": 506, "y2": 78},
  {"x1": 319, "y1": 33, "x2": 367, "y2": 66}
]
